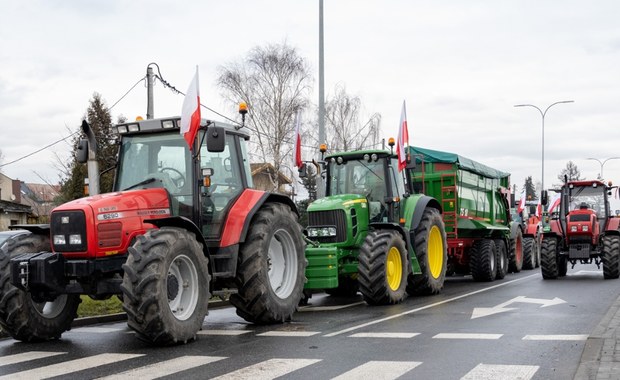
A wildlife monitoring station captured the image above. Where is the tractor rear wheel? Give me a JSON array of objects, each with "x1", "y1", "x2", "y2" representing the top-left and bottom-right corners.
[
  {"x1": 406, "y1": 208, "x2": 447, "y2": 295},
  {"x1": 509, "y1": 229, "x2": 524, "y2": 273},
  {"x1": 230, "y1": 203, "x2": 306, "y2": 324},
  {"x1": 121, "y1": 227, "x2": 210, "y2": 345},
  {"x1": 358, "y1": 230, "x2": 407, "y2": 305},
  {"x1": 494, "y1": 239, "x2": 508, "y2": 280},
  {"x1": 522, "y1": 237, "x2": 537, "y2": 270},
  {"x1": 540, "y1": 237, "x2": 559, "y2": 279},
  {"x1": 602, "y1": 235, "x2": 620, "y2": 279},
  {"x1": 0, "y1": 233, "x2": 80, "y2": 342},
  {"x1": 470, "y1": 239, "x2": 496, "y2": 282}
]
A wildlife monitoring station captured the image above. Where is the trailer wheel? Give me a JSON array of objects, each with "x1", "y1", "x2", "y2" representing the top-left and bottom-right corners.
[
  {"x1": 494, "y1": 239, "x2": 508, "y2": 280},
  {"x1": 522, "y1": 237, "x2": 537, "y2": 270},
  {"x1": 406, "y1": 208, "x2": 447, "y2": 295},
  {"x1": 540, "y1": 237, "x2": 559, "y2": 279},
  {"x1": 358, "y1": 230, "x2": 407, "y2": 305},
  {"x1": 470, "y1": 239, "x2": 496, "y2": 282},
  {"x1": 230, "y1": 203, "x2": 306, "y2": 324},
  {"x1": 121, "y1": 227, "x2": 210, "y2": 345},
  {"x1": 602, "y1": 235, "x2": 620, "y2": 279},
  {"x1": 325, "y1": 275, "x2": 359, "y2": 297},
  {"x1": 0, "y1": 233, "x2": 80, "y2": 342},
  {"x1": 509, "y1": 229, "x2": 524, "y2": 273}
]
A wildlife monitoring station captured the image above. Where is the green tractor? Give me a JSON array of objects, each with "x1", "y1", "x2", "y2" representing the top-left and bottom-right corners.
[{"x1": 303, "y1": 147, "x2": 447, "y2": 305}]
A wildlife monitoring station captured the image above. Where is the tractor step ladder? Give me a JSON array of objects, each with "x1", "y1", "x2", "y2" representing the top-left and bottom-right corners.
[{"x1": 440, "y1": 173, "x2": 458, "y2": 239}]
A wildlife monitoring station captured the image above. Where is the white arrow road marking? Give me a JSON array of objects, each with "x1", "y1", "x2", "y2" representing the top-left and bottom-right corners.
[{"x1": 471, "y1": 296, "x2": 566, "y2": 319}]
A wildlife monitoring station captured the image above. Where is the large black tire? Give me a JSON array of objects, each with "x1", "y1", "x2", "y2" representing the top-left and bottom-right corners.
[
  {"x1": 325, "y1": 275, "x2": 359, "y2": 297},
  {"x1": 541, "y1": 237, "x2": 559, "y2": 279},
  {"x1": 0, "y1": 233, "x2": 80, "y2": 342},
  {"x1": 229, "y1": 203, "x2": 306, "y2": 324},
  {"x1": 508, "y1": 228, "x2": 524, "y2": 273},
  {"x1": 469, "y1": 239, "x2": 496, "y2": 282},
  {"x1": 406, "y1": 208, "x2": 447, "y2": 295},
  {"x1": 121, "y1": 227, "x2": 210, "y2": 345},
  {"x1": 602, "y1": 235, "x2": 620, "y2": 279},
  {"x1": 358, "y1": 230, "x2": 407, "y2": 305},
  {"x1": 494, "y1": 239, "x2": 508, "y2": 280},
  {"x1": 522, "y1": 237, "x2": 537, "y2": 270}
]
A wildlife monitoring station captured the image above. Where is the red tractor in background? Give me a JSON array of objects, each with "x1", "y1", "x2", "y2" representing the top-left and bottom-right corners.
[
  {"x1": 540, "y1": 179, "x2": 620, "y2": 279},
  {"x1": 0, "y1": 115, "x2": 307, "y2": 345},
  {"x1": 520, "y1": 199, "x2": 542, "y2": 270}
]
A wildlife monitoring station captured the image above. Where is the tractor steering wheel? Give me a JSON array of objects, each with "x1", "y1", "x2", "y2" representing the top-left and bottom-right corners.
[{"x1": 160, "y1": 167, "x2": 186, "y2": 190}]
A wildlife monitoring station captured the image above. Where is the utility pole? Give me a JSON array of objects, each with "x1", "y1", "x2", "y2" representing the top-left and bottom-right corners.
[
  {"x1": 146, "y1": 65, "x2": 155, "y2": 119},
  {"x1": 317, "y1": 0, "x2": 326, "y2": 197}
]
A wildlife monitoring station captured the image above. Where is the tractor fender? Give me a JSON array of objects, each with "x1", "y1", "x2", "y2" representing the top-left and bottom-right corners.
[
  {"x1": 409, "y1": 196, "x2": 442, "y2": 231},
  {"x1": 606, "y1": 217, "x2": 620, "y2": 234},
  {"x1": 8, "y1": 224, "x2": 50, "y2": 236},
  {"x1": 145, "y1": 216, "x2": 208, "y2": 250},
  {"x1": 509, "y1": 221, "x2": 523, "y2": 240}
]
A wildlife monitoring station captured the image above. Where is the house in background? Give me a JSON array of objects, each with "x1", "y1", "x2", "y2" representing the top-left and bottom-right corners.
[
  {"x1": 20, "y1": 182, "x2": 60, "y2": 224},
  {"x1": 250, "y1": 163, "x2": 293, "y2": 197},
  {"x1": 0, "y1": 172, "x2": 31, "y2": 230}
]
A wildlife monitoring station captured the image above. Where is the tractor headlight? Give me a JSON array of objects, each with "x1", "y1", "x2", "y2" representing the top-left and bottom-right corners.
[
  {"x1": 53, "y1": 235, "x2": 66, "y2": 245},
  {"x1": 571, "y1": 226, "x2": 578, "y2": 232},
  {"x1": 307, "y1": 226, "x2": 337, "y2": 237},
  {"x1": 582, "y1": 225, "x2": 589, "y2": 232},
  {"x1": 69, "y1": 234, "x2": 83, "y2": 245}
]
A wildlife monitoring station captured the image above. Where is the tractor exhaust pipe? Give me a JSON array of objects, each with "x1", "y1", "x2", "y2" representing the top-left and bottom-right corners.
[{"x1": 77, "y1": 120, "x2": 100, "y2": 196}]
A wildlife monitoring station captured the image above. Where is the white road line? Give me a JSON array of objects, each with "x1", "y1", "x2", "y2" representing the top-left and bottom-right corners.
[
  {"x1": 95, "y1": 355, "x2": 226, "y2": 380},
  {"x1": 0, "y1": 353, "x2": 143, "y2": 380},
  {"x1": 433, "y1": 333, "x2": 503, "y2": 340},
  {"x1": 197, "y1": 329, "x2": 252, "y2": 336},
  {"x1": 461, "y1": 363, "x2": 539, "y2": 380},
  {"x1": 0, "y1": 351, "x2": 66, "y2": 367},
  {"x1": 324, "y1": 274, "x2": 538, "y2": 337},
  {"x1": 211, "y1": 358, "x2": 321, "y2": 380},
  {"x1": 72, "y1": 326, "x2": 125, "y2": 334},
  {"x1": 299, "y1": 301, "x2": 365, "y2": 311},
  {"x1": 257, "y1": 331, "x2": 321, "y2": 337},
  {"x1": 332, "y1": 360, "x2": 422, "y2": 380},
  {"x1": 349, "y1": 332, "x2": 419, "y2": 339},
  {"x1": 523, "y1": 334, "x2": 588, "y2": 341}
]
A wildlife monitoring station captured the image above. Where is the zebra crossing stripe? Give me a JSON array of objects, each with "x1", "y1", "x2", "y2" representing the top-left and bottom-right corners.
[
  {"x1": 433, "y1": 333, "x2": 503, "y2": 340},
  {"x1": 197, "y1": 330, "x2": 252, "y2": 336},
  {"x1": 523, "y1": 334, "x2": 588, "y2": 341},
  {"x1": 349, "y1": 332, "x2": 419, "y2": 339},
  {"x1": 95, "y1": 355, "x2": 226, "y2": 380},
  {"x1": 0, "y1": 353, "x2": 143, "y2": 380},
  {"x1": 461, "y1": 364, "x2": 539, "y2": 380},
  {"x1": 210, "y1": 358, "x2": 321, "y2": 379},
  {"x1": 257, "y1": 331, "x2": 321, "y2": 337},
  {"x1": 0, "y1": 351, "x2": 66, "y2": 367},
  {"x1": 332, "y1": 360, "x2": 422, "y2": 380}
]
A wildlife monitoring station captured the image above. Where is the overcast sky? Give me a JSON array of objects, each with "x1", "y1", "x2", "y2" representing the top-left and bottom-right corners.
[{"x1": 1, "y1": 1, "x2": 620, "y2": 199}]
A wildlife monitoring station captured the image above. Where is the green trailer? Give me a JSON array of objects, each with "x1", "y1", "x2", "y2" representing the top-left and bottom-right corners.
[
  {"x1": 408, "y1": 146, "x2": 524, "y2": 281},
  {"x1": 303, "y1": 147, "x2": 448, "y2": 305}
]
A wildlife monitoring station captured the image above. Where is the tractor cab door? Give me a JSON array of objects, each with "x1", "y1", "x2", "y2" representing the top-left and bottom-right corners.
[
  {"x1": 388, "y1": 157, "x2": 407, "y2": 222},
  {"x1": 199, "y1": 131, "x2": 250, "y2": 238}
]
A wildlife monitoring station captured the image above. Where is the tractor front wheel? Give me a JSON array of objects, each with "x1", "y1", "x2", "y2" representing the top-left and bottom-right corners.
[
  {"x1": 121, "y1": 227, "x2": 210, "y2": 345},
  {"x1": 602, "y1": 235, "x2": 620, "y2": 279},
  {"x1": 0, "y1": 233, "x2": 80, "y2": 342},
  {"x1": 406, "y1": 208, "x2": 447, "y2": 295},
  {"x1": 230, "y1": 203, "x2": 306, "y2": 324},
  {"x1": 358, "y1": 230, "x2": 407, "y2": 305}
]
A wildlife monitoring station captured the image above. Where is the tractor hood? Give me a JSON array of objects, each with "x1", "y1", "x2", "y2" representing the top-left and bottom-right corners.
[
  {"x1": 54, "y1": 188, "x2": 171, "y2": 218},
  {"x1": 308, "y1": 194, "x2": 369, "y2": 212}
]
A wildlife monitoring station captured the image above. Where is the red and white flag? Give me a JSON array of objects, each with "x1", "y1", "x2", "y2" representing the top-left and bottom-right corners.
[
  {"x1": 517, "y1": 188, "x2": 526, "y2": 214},
  {"x1": 180, "y1": 66, "x2": 201, "y2": 150},
  {"x1": 548, "y1": 192, "x2": 561, "y2": 213},
  {"x1": 293, "y1": 110, "x2": 302, "y2": 168},
  {"x1": 535, "y1": 199, "x2": 542, "y2": 217},
  {"x1": 397, "y1": 100, "x2": 409, "y2": 172}
]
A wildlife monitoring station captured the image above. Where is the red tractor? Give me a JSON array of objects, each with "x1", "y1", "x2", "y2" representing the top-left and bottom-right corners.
[
  {"x1": 540, "y1": 179, "x2": 620, "y2": 279},
  {"x1": 520, "y1": 200, "x2": 542, "y2": 270},
  {"x1": 0, "y1": 115, "x2": 306, "y2": 344}
]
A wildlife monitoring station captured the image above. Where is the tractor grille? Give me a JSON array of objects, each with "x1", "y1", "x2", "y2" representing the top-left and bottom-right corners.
[
  {"x1": 569, "y1": 243, "x2": 591, "y2": 259},
  {"x1": 308, "y1": 209, "x2": 347, "y2": 243},
  {"x1": 570, "y1": 214, "x2": 591, "y2": 222}
]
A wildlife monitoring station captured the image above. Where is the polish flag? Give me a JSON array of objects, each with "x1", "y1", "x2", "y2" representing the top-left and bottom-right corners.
[
  {"x1": 535, "y1": 199, "x2": 542, "y2": 217},
  {"x1": 548, "y1": 192, "x2": 561, "y2": 213},
  {"x1": 397, "y1": 100, "x2": 409, "y2": 172},
  {"x1": 517, "y1": 188, "x2": 526, "y2": 214},
  {"x1": 180, "y1": 66, "x2": 201, "y2": 151},
  {"x1": 293, "y1": 110, "x2": 302, "y2": 168}
]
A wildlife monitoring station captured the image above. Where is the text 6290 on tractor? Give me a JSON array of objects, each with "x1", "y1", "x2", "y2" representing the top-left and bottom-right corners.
[
  {"x1": 540, "y1": 179, "x2": 620, "y2": 279},
  {"x1": 0, "y1": 114, "x2": 307, "y2": 345},
  {"x1": 303, "y1": 141, "x2": 448, "y2": 305}
]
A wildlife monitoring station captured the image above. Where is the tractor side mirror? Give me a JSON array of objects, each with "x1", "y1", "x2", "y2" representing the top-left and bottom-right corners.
[
  {"x1": 206, "y1": 125, "x2": 225, "y2": 153},
  {"x1": 77, "y1": 139, "x2": 88, "y2": 163},
  {"x1": 541, "y1": 190, "x2": 548, "y2": 206}
]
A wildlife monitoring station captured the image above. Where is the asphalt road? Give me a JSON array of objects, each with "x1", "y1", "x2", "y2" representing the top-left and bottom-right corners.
[{"x1": 0, "y1": 263, "x2": 618, "y2": 379}]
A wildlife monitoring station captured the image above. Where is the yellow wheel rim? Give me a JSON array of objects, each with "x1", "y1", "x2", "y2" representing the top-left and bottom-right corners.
[
  {"x1": 386, "y1": 246, "x2": 403, "y2": 291},
  {"x1": 428, "y1": 225, "x2": 444, "y2": 279}
]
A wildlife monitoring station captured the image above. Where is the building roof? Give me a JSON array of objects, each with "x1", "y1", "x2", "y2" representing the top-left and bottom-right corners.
[{"x1": 250, "y1": 163, "x2": 292, "y2": 185}]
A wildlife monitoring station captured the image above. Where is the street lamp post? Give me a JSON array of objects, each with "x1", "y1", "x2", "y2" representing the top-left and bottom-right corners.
[
  {"x1": 586, "y1": 157, "x2": 620, "y2": 180},
  {"x1": 514, "y1": 100, "x2": 574, "y2": 193}
]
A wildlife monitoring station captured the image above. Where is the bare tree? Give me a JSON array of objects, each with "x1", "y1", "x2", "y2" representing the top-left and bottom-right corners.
[
  {"x1": 321, "y1": 84, "x2": 381, "y2": 152},
  {"x1": 555, "y1": 160, "x2": 584, "y2": 187},
  {"x1": 217, "y1": 42, "x2": 312, "y2": 191}
]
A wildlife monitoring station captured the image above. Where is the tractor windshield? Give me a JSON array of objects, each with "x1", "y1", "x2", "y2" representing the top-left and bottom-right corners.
[
  {"x1": 568, "y1": 185, "x2": 606, "y2": 217},
  {"x1": 328, "y1": 159, "x2": 386, "y2": 202}
]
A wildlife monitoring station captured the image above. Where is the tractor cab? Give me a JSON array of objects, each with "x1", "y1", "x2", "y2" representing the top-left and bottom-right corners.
[{"x1": 559, "y1": 180, "x2": 609, "y2": 245}]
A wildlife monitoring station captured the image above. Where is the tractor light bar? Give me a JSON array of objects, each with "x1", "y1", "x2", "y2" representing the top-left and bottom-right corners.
[
  {"x1": 162, "y1": 120, "x2": 176, "y2": 129},
  {"x1": 307, "y1": 226, "x2": 337, "y2": 238},
  {"x1": 116, "y1": 125, "x2": 128, "y2": 134},
  {"x1": 127, "y1": 123, "x2": 140, "y2": 132}
]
